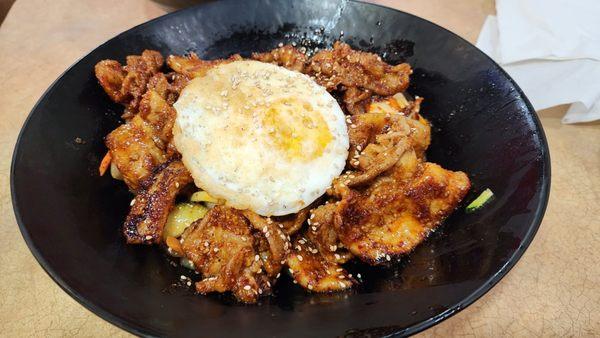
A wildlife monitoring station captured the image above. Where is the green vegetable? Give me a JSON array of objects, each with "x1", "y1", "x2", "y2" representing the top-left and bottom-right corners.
[
  {"x1": 163, "y1": 202, "x2": 208, "y2": 238},
  {"x1": 466, "y1": 188, "x2": 494, "y2": 213},
  {"x1": 180, "y1": 258, "x2": 195, "y2": 270}
]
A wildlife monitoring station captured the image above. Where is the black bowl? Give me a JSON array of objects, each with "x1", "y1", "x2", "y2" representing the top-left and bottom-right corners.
[{"x1": 11, "y1": 0, "x2": 550, "y2": 336}]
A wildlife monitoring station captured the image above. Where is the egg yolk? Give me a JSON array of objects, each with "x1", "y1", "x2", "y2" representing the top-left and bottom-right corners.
[{"x1": 262, "y1": 97, "x2": 332, "y2": 161}]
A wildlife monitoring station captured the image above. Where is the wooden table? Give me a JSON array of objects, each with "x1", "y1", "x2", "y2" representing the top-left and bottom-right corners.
[{"x1": 1, "y1": 0, "x2": 598, "y2": 336}]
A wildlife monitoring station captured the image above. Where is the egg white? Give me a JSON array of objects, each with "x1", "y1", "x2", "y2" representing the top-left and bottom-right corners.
[{"x1": 173, "y1": 60, "x2": 348, "y2": 216}]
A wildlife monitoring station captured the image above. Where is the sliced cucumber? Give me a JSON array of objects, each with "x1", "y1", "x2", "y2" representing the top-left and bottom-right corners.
[
  {"x1": 180, "y1": 257, "x2": 195, "y2": 270},
  {"x1": 163, "y1": 202, "x2": 208, "y2": 238},
  {"x1": 466, "y1": 188, "x2": 494, "y2": 213}
]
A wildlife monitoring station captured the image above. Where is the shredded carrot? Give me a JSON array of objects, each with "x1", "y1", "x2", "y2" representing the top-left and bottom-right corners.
[
  {"x1": 99, "y1": 152, "x2": 112, "y2": 176},
  {"x1": 166, "y1": 236, "x2": 185, "y2": 256}
]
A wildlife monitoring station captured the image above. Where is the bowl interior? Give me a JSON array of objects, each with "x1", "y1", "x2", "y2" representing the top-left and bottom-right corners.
[{"x1": 11, "y1": 0, "x2": 549, "y2": 336}]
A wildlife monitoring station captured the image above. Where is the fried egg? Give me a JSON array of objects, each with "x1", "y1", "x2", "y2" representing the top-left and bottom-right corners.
[{"x1": 173, "y1": 60, "x2": 348, "y2": 216}]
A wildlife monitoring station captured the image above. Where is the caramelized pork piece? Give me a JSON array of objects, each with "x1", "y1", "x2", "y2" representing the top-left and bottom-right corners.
[
  {"x1": 343, "y1": 87, "x2": 372, "y2": 115},
  {"x1": 272, "y1": 207, "x2": 310, "y2": 236},
  {"x1": 166, "y1": 53, "x2": 242, "y2": 78},
  {"x1": 106, "y1": 114, "x2": 168, "y2": 191},
  {"x1": 347, "y1": 109, "x2": 431, "y2": 168},
  {"x1": 286, "y1": 235, "x2": 354, "y2": 292},
  {"x1": 123, "y1": 160, "x2": 192, "y2": 244},
  {"x1": 181, "y1": 206, "x2": 277, "y2": 303},
  {"x1": 252, "y1": 45, "x2": 308, "y2": 72},
  {"x1": 137, "y1": 89, "x2": 177, "y2": 144},
  {"x1": 334, "y1": 159, "x2": 470, "y2": 265},
  {"x1": 242, "y1": 211, "x2": 291, "y2": 278},
  {"x1": 95, "y1": 50, "x2": 164, "y2": 113},
  {"x1": 306, "y1": 203, "x2": 353, "y2": 264},
  {"x1": 94, "y1": 60, "x2": 127, "y2": 103},
  {"x1": 146, "y1": 72, "x2": 189, "y2": 105},
  {"x1": 308, "y1": 42, "x2": 411, "y2": 95},
  {"x1": 106, "y1": 89, "x2": 177, "y2": 191}
]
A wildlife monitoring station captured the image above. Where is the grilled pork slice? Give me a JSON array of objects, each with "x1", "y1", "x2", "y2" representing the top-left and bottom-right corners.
[
  {"x1": 106, "y1": 89, "x2": 177, "y2": 191},
  {"x1": 94, "y1": 50, "x2": 164, "y2": 114},
  {"x1": 123, "y1": 160, "x2": 192, "y2": 244},
  {"x1": 166, "y1": 53, "x2": 242, "y2": 78},
  {"x1": 286, "y1": 235, "x2": 354, "y2": 292},
  {"x1": 252, "y1": 45, "x2": 308, "y2": 72},
  {"x1": 181, "y1": 206, "x2": 288, "y2": 303},
  {"x1": 309, "y1": 42, "x2": 411, "y2": 94},
  {"x1": 334, "y1": 158, "x2": 470, "y2": 265}
]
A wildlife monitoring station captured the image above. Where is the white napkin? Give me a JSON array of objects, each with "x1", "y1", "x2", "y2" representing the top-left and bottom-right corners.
[{"x1": 476, "y1": 0, "x2": 600, "y2": 123}]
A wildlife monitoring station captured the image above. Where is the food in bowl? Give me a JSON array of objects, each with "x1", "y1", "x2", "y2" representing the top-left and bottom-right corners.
[{"x1": 95, "y1": 42, "x2": 471, "y2": 303}]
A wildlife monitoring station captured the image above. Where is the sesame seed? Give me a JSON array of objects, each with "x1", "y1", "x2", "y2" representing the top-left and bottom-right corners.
[
  {"x1": 214, "y1": 247, "x2": 219, "y2": 252},
  {"x1": 242, "y1": 237, "x2": 247, "y2": 241},
  {"x1": 338, "y1": 275, "x2": 345, "y2": 279},
  {"x1": 180, "y1": 275, "x2": 186, "y2": 280},
  {"x1": 293, "y1": 280, "x2": 297, "y2": 284},
  {"x1": 297, "y1": 255, "x2": 303, "y2": 261},
  {"x1": 278, "y1": 42, "x2": 284, "y2": 47},
  {"x1": 262, "y1": 226, "x2": 268, "y2": 233},
  {"x1": 276, "y1": 273, "x2": 281, "y2": 278},
  {"x1": 348, "y1": 274, "x2": 353, "y2": 278},
  {"x1": 258, "y1": 288, "x2": 263, "y2": 294},
  {"x1": 130, "y1": 199, "x2": 136, "y2": 206},
  {"x1": 255, "y1": 255, "x2": 260, "y2": 261},
  {"x1": 265, "y1": 232, "x2": 270, "y2": 238},
  {"x1": 204, "y1": 241, "x2": 209, "y2": 247},
  {"x1": 175, "y1": 182, "x2": 180, "y2": 188},
  {"x1": 339, "y1": 281, "x2": 346, "y2": 287},
  {"x1": 278, "y1": 223, "x2": 284, "y2": 228},
  {"x1": 356, "y1": 145, "x2": 362, "y2": 151},
  {"x1": 386, "y1": 254, "x2": 391, "y2": 261},
  {"x1": 145, "y1": 235, "x2": 152, "y2": 240},
  {"x1": 289, "y1": 268, "x2": 294, "y2": 274},
  {"x1": 329, "y1": 245, "x2": 337, "y2": 252},
  {"x1": 350, "y1": 124, "x2": 357, "y2": 129},
  {"x1": 220, "y1": 90, "x2": 228, "y2": 96},
  {"x1": 244, "y1": 285, "x2": 251, "y2": 290},
  {"x1": 336, "y1": 268, "x2": 343, "y2": 272},
  {"x1": 186, "y1": 281, "x2": 191, "y2": 286},
  {"x1": 357, "y1": 273, "x2": 362, "y2": 279},
  {"x1": 311, "y1": 226, "x2": 317, "y2": 231},
  {"x1": 307, "y1": 284, "x2": 313, "y2": 290},
  {"x1": 334, "y1": 253, "x2": 341, "y2": 260},
  {"x1": 267, "y1": 281, "x2": 271, "y2": 287}
]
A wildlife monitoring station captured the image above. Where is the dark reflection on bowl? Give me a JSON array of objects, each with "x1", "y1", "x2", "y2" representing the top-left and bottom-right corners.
[{"x1": 11, "y1": 0, "x2": 549, "y2": 336}]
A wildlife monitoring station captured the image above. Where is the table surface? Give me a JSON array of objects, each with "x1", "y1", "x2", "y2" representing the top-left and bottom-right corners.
[{"x1": 1, "y1": 0, "x2": 598, "y2": 336}]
